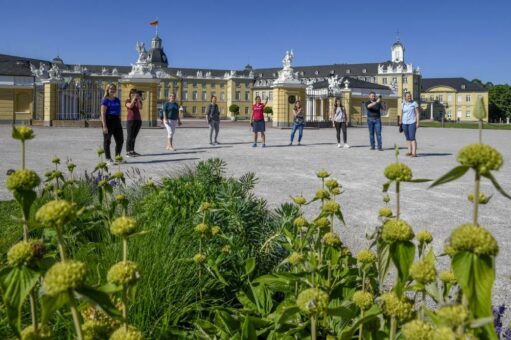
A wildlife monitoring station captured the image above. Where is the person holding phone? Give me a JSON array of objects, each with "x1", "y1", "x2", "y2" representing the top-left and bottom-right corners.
[
  {"x1": 162, "y1": 93, "x2": 182, "y2": 151},
  {"x1": 100, "y1": 83, "x2": 124, "y2": 164},
  {"x1": 251, "y1": 95, "x2": 268, "y2": 147},
  {"x1": 399, "y1": 92, "x2": 420, "y2": 157},
  {"x1": 289, "y1": 100, "x2": 305, "y2": 145},
  {"x1": 365, "y1": 92, "x2": 386, "y2": 151},
  {"x1": 125, "y1": 88, "x2": 143, "y2": 157},
  {"x1": 331, "y1": 99, "x2": 349, "y2": 148}
]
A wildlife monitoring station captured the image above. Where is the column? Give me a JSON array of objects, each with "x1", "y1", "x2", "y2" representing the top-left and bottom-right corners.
[
  {"x1": 312, "y1": 97, "x2": 316, "y2": 118},
  {"x1": 320, "y1": 98, "x2": 324, "y2": 119},
  {"x1": 43, "y1": 80, "x2": 58, "y2": 126}
]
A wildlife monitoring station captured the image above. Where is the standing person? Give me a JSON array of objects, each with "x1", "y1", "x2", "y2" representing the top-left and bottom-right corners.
[
  {"x1": 205, "y1": 95, "x2": 220, "y2": 145},
  {"x1": 399, "y1": 92, "x2": 420, "y2": 157},
  {"x1": 162, "y1": 94, "x2": 182, "y2": 151},
  {"x1": 251, "y1": 95, "x2": 268, "y2": 147},
  {"x1": 365, "y1": 92, "x2": 386, "y2": 151},
  {"x1": 289, "y1": 100, "x2": 305, "y2": 145},
  {"x1": 125, "y1": 88, "x2": 143, "y2": 157},
  {"x1": 100, "y1": 83, "x2": 124, "y2": 164},
  {"x1": 331, "y1": 99, "x2": 350, "y2": 148}
]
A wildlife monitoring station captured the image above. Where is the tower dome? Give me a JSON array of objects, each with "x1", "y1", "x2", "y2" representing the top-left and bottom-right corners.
[
  {"x1": 148, "y1": 34, "x2": 168, "y2": 67},
  {"x1": 391, "y1": 38, "x2": 405, "y2": 63},
  {"x1": 52, "y1": 55, "x2": 64, "y2": 65}
]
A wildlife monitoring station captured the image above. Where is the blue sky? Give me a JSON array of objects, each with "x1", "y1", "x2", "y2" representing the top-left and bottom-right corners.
[{"x1": 1, "y1": 0, "x2": 510, "y2": 84}]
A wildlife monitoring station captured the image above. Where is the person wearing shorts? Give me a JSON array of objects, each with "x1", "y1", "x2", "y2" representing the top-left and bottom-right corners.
[
  {"x1": 399, "y1": 92, "x2": 420, "y2": 157},
  {"x1": 251, "y1": 95, "x2": 268, "y2": 147},
  {"x1": 162, "y1": 94, "x2": 182, "y2": 151}
]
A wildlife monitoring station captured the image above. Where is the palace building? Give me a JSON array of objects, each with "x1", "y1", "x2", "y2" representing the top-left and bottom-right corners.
[{"x1": 0, "y1": 34, "x2": 488, "y2": 126}]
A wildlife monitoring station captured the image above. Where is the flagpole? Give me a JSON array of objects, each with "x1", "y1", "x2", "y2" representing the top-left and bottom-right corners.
[{"x1": 156, "y1": 17, "x2": 159, "y2": 35}]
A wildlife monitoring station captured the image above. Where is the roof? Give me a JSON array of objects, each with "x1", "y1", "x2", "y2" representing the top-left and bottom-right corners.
[
  {"x1": 0, "y1": 54, "x2": 50, "y2": 76},
  {"x1": 312, "y1": 76, "x2": 390, "y2": 90},
  {"x1": 253, "y1": 63, "x2": 380, "y2": 79},
  {"x1": 421, "y1": 78, "x2": 487, "y2": 92}
]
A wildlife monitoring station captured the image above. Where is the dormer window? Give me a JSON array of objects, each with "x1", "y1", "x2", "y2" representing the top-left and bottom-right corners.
[
  {"x1": 272, "y1": 73, "x2": 276, "y2": 77},
  {"x1": 259, "y1": 73, "x2": 263, "y2": 77},
  {"x1": 314, "y1": 70, "x2": 319, "y2": 75},
  {"x1": 330, "y1": 70, "x2": 335, "y2": 75},
  {"x1": 346, "y1": 69, "x2": 351, "y2": 74},
  {"x1": 362, "y1": 68, "x2": 367, "y2": 73},
  {"x1": 461, "y1": 84, "x2": 466, "y2": 90}
]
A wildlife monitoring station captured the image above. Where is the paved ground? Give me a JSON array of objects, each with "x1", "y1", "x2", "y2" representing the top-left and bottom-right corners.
[{"x1": 1, "y1": 122, "x2": 511, "y2": 310}]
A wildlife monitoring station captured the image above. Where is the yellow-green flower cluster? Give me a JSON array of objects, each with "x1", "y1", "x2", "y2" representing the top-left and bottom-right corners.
[
  {"x1": 20, "y1": 323, "x2": 53, "y2": 340},
  {"x1": 7, "y1": 241, "x2": 38, "y2": 266},
  {"x1": 330, "y1": 187, "x2": 342, "y2": 195},
  {"x1": 378, "y1": 207, "x2": 393, "y2": 218},
  {"x1": 439, "y1": 271, "x2": 456, "y2": 284},
  {"x1": 115, "y1": 194, "x2": 128, "y2": 204},
  {"x1": 410, "y1": 260, "x2": 437, "y2": 284},
  {"x1": 383, "y1": 194, "x2": 391, "y2": 203},
  {"x1": 294, "y1": 216, "x2": 308, "y2": 228},
  {"x1": 457, "y1": 144, "x2": 503, "y2": 174},
  {"x1": 325, "y1": 179, "x2": 340, "y2": 190},
  {"x1": 97, "y1": 148, "x2": 105, "y2": 157},
  {"x1": 384, "y1": 162, "x2": 413, "y2": 182},
  {"x1": 357, "y1": 249, "x2": 376, "y2": 264},
  {"x1": 51, "y1": 156, "x2": 60, "y2": 165},
  {"x1": 7, "y1": 169, "x2": 40, "y2": 192},
  {"x1": 110, "y1": 326, "x2": 144, "y2": 340},
  {"x1": 401, "y1": 320, "x2": 433, "y2": 340},
  {"x1": 292, "y1": 196, "x2": 307, "y2": 205},
  {"x1": 315, "y1": 189, "x2": 330, "y2": 200},
  {"x1": 296, "y1": 288, "x2": 329, "y2": 316},
  {"x1": 221, "y1": 245, "x2": 231, "y2": 254},
  {"x1": 211, "y1": 226, "x2": 221, "y2": 236},
  {"x1": 107, "y1": 261, "x2": 139, "y2": 286},
  {"x1": 114, "y1": 155, "x2": 123, "y2": 162},
  {"x1": 44, "y1": 260, "x2": 86, "y2": 296},
  {"x1": 432, "y1": 327, "x2": 456, "y2": 340},
  {"x1": 82, "y1": 319, "x2": 113, "y2": 340},
  {"x1": 12, "y1": 125, "x2": 35, "y2": 141},
  {"x1": 193, "y1": 253, "x2": 207, "y2": 264},
  {"x1": 67, "y1": 162, "x2": 76, "y2": 172},
  {"x1": 322, "y1": 200, "x2": 340, "y2": 215},
  {"x1": 352, "y1": 291, "x2": 373, "y2": 310},
  {"x1": 416, "y1": 230, "x2": 433, "y2": 244},
  {"x1": 382, "y1": 220, "x2": 414, "y2": 243},
  {"x1": 448, "y1": 224, "x2": 498, "y2": 256},
  {"x1": 314, "y1": 217, "x2": 330, "y2": 229},
  {"x1": 322, "y1": 232, "x2": 342, "y2": 247},
  {"x1": 379, "y1": 292, "x2": 413, "y2": 321},
  {"x1": 111, "y1": 216, "x2": 137, "y2": 237},
  {"x1": 468, "y1": 192, "x2": 490, "y2": 204},
  {"x1": 435, "y1": 305, "x2": 468, "y2": 327},
  {"x1": 194, "y1": 223, "x2": 209, "y2": 235},
  {"x1": 288, "y1": 252, "x2": 304, "y2": 266},
  {"x1": 316, "y1": 169, "x2": 330, "y2": 179},
  {"x1": 36, "y1": 200, "x2": 76, "y2": 228},
  {"x1": 95, "y1": 161, "x2": 108, "y2": 172},
  {"x1": 199, "y1": 202, "x2": 212, "y2": 212},
  {"x1": 111, "y1": 171, "x2": 125, "y2": 180}
]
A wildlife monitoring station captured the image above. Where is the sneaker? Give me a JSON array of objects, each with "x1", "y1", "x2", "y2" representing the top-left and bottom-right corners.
[
  {"x1": 133, "y1": 152, "x2": 141, "y2": 157},
  {"x1": 298, "y1": 142, "x2": 301, "y2": 146},
  {"x1": 214, "y1": 141, "x2": 220, "y2": 145},
  {"x1": 378, "y1": 148, "x2": 383, "y2": 151},
  {"x1": 343, "y1": 144, "x2": 350, "y2": 148},
  {"x1": 288, "y1": 142, "x2": 293, "y2": 146},
  {"x1": 337, "y1": 143, "x2": 342, "y2": 148},
  {"x1": 262, "y1": 144, "x2": 266, "y2": 148},
  {"x1": 209, "y1": 142, "x2": 214, "y2": 145},
  {"x1": 106, "y1": 158, "x2": 115, "y2": 165},
  {"x1": 125, "y1": 153, "x2": 132, "y2": 158},
  {"x1": 370, "y1": 147, "x2": 375, "y2": 150},
  {"x1": 252, "y1": 143, "x2": 257, "y2": 147}
]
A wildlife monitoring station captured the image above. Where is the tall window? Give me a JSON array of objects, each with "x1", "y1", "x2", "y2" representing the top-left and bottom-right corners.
[
  {"x1": 221, "y1": 92, "x2": 225, "y2": 101},
  {"x1": 164, "y1": 83, "x2": 169, "y2": 98},
  {"x1": 245, "y1": 107, "x2": 249, "y2": 114},
  {"x1": 202, "y1": 106, "x2": 206, "y2": 114},
  {"x1": 447, "y1": 95, "x2": 452, "y2": 102},
  {"x1": 255, "y1": 91, "x2": 259, "y2": 98},
  {"x1": 202, "y1": 91, "x2": 207, "y2": 100},
  {"x1": 457, "y1": 110, "x2": 462, "y2": 118},
  {"x1": 236, "y1": 81, "x2": 240, "y2": 88},
  {"x1": 430, "y1": 95, "x2": 434, "y2": 101},
  {"x1": 192, "y1": 106, "x2": 196, "y2": 114},
  {"x1": 466, "y1": 111, "x2": 471, "y2": 118},
  {"x1": 447, "y1": 111, "x2": 452, "y2": 119},
  {"x1": 183, "y1": 91, "x2": 188, "y2": 101},
  {"x1": 403, "y1": 77, "x2": 408, "y2": 84},
  {"x1": 382, "y1": 78, "x2": 387, "y2": 85},
  {"x1": 457, "y1": 95, "x2": 462, "y2": 102},
  {"x1": 220, "y1": 83, "x2": 224, "y2": 88},
  {"x1": 466, "y1": 95, "x2": 471, "y2": 102},
  {"x1": 192, "y1": 91, "x2": 197, "y2": 100},
  {"x1": 193, "y1": 81, "x2": 197, "y2": 88},
  {"x1": 211, "y1": 82, "x2": 215, "y2": 88},
  {"x1": 235, "y1": 91, "x2": 240, "y2": 100},
  {"x1": 211, "y1": 91, "x2": 216, "y2": 98},
  {"x1": 438, "y1": 95, "x2": 443, "y2": 103},
  {"x1": 262, "y1": 91, "x2": 266, "y2": 99},
  {"x1": 183, "y1": 81, "x2": 188, "y2": 87},
  {"x1": 245, "y1": 91, "x2": 250, "y2": 101},
  {"x1": 269, "y1": 90, "x2": 273, "y2": 100}
]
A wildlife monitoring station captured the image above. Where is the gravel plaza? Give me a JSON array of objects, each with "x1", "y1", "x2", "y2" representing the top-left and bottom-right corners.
[{"x1": 1, "y1": 122, "x2": 511, "y2": 308}]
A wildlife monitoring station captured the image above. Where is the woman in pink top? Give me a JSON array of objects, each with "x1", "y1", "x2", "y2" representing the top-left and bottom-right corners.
[{"x1": 251, "y1": 95, "x2": 268, "y2": 147}]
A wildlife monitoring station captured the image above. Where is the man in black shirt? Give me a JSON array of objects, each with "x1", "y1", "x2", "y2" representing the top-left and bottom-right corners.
[{"x1": 365, "y1": 92, "x2": 386, "y2": 151}]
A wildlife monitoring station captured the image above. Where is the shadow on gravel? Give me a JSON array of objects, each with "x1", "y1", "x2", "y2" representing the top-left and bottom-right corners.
[
  {"x1": 416, "y1": 153, "x2": 452, "y2": 157},
  {"x1": 140, "y1": 151, "x2": 206, "y2": 157},
  {"x1": 126, "y1": 157, "x2": 201, "y2": 165}
]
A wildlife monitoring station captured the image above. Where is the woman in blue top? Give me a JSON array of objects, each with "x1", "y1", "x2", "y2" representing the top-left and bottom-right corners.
[
  {"x1": 100, "y1": 83, "x2": 124, "y2": 163},
  {"x1": 399, "y1": 92, "x2": 420, "y2": 157}
]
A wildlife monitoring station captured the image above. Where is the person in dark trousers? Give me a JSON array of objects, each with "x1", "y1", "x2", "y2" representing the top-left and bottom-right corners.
[
  {"x1": 289, "y1": 100, "x2": 305, "y2": 145},
  {"x1": 365, "y1": 92, "x2": 386, "y2": 151},
  {"x1": 331, "y1": 99, "x2": 349, "y2": 148},
  {"x1": 125, "y1": 88, "x2": 142, "y2": 157},
  {"x1": 205, "y1": 95, "x2": 220, "y2": 145},
  {"x1": 100, "y1": 83, "x2": 124, "y2": 164}
]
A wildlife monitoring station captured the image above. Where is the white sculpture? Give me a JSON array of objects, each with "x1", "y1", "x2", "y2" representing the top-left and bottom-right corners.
[
  {"x1": 176, "y1": 70, "x2": 182, "y2": 77},
  {"x1": 273, "y1": 50, "x2": 301, "y2": 85},
  {"x1": 48, "y1": 64, "x2": 62, "y2": 80},
  {"x1": 136, "y1": 42, "x2": 149, "y2": 63},
  {"x1": 126, "y1": 41, "x2": 155, "y2": 78},
  {"x1": 196, "y1": 70, "x2": 203, "y2": 77},
  {"x1": 282, "y1": 50, "x2": 294, "y2": 70},
  {"x1": 102, "y1": 67, "x2": 108, "y2": 75},
  {"x1": 343, "y1": 79, "x2": 350, "y2": 89},
  {"x1": 112, "y1": 68, "x2": 119, "y2": 76}
]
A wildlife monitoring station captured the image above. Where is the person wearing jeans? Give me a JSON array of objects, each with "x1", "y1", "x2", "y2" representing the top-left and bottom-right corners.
[
  {"x1": 331, "y1": 99, "x2": 349, "y2": 148},
  {"x1": 399, "y1": 92, "x2": 420, "y2": 157},
  {"x1": 289, "y1": 100, "x2": 304, "y2": 145},
  {"x1": 365, "y1": 91, "x2": 385, "y2": 151},
  {"x1": 125, "y1": 88, "x2": 142, "y2": 157},
  {"x1": 205, "y1": 95, "x2": 220, "y2": 145},
  {"x1": 100, "y1": 83, "x2": 124, "y2": 164}
]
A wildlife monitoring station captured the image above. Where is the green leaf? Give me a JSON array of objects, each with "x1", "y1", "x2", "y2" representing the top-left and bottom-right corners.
[
  {"x1": 390, "y1": 241, "x2": 415, "y2": 296},
  {"x1": 383, "y1": 181, "x2": 392, "y2": 193},
  {"x1": 377, "y1": 242, "x2": 392, "y2": 287},
  {"x1": 406, "y1": 178, "x2": 432, "y2": 183},
  {"x1": 236, "y1": 290, "x2": 258, "y2": 311},
  {"x1": 339, "y1": 305, "x2": 380, "y2": 340},
  {"x1": 275, "y1": 306, "x2": 300, "y2": 326},
  {"x1": 482, "y1": 172, "x2": 511, "y2": 199},
  {"x1": 0, "y1": 266, "x2": 41, "y2": 332},
  {"x1": 76, "y1": 285, "x2": 122, "y2": 318},
  {"x1": 429, "y1": 165, "x2": 470, "y2": 188},
  {"x1": 12, "y1": 190, "x2": 37, "y2": 222},
  {"x1": 335, "y1": 208, "x2": 346, "y2": 225},
  {"x1": 243, "y1": 257, "x2": 256, "y2": 278},
  {"x1": 41, "y1": 292, "x2": 70, "y2": 323},
  {"x1": 97, "y1": 282, "x2": 123, "y2": 294},
  {"x1": 469, "y1": 316, "x2": 494, "y2": 328},
  {"x1": 206, "y1": 260, "x2": 228, "y2": 285}
]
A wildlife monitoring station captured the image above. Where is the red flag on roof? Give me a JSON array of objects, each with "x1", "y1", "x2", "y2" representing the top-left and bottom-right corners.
[{"x1": 149, "y1": 19, "x2": 159, "y2": 26}]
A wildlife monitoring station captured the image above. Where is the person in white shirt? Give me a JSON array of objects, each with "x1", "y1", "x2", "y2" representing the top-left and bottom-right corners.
[
  {"x1": 398, "y1": 92, "x2": 420, "y2": 157},
  {"x1": 330, "y1": 99, "x2": 349, "y2": 148}
]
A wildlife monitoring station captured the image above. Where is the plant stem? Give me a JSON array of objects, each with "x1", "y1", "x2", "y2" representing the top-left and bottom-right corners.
[
  {"x1": 123, "y1": 238, "x2": 128, "y2": 262},
  {"x1": 362, "y1": 270, "x2": 366, "y2": 292},
  {"x1": 311, "y1": 315, "x2": 317, "y2": 340},
  {"x1": 420, "y1": 291, "x2": 426, "y2": 320},
  {"x1": 29, "y1": 290, "x2": 38, "y2": 331},
  {"x1": 390, "y1": 316, "x2": 397, "y2": 340},
  {"x1": 473, "y1": 171, "x2": 480, "y2": 226},
  {"x1": 478, "y1": 120, "x2": 482, "y2": 143},
  {"x1": 21, "y1": 141, "x2": 25, "y2": 169},
  {"x1": 396, "y1": 181, "x2": 401, "y2": 220},
  {"x1": 122, "y1": 286, "x2": 128, "y2": 330},
  {"x1": 68, "y1": 290, "x2": 84, "y2": 340},
  {"x1": 358, "y1": 310, "x2": 364, "y2": 340},
  {"x1": 56, "y1": 229, "x2": 67, "y2": 261}
]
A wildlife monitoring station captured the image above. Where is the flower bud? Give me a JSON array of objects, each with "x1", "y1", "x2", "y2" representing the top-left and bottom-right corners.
[
  {"x1": 382, "y1": 220, "x2": 414, "y2": 243},
  {"x1": 416, "y1": 230, "x2": 433, "y2": 244},
  {"x1": 325, "y1": 179, "x2": 340, "y2": 190},
  {"x1": 6, "y1": 169, "x2": 40, "y2": 192},
  {"x1": 352, "y1": 291, "x2": 373, "y2": 310},
  {"x1": 357, "y1": 249, "x2": 376, "y2": 264},
  {"x1": 221, "y1": 245, "x2": 231, "y2": 254},
  {"x1": 111, "y1": 216, "x2": 137, "y2": 237},
  {"x1": 322, "y1": 200, "x2": 340, "y2": 215},
  {"x1": 36, "y1": 200, "x2": 76, "y2": 228},
  {"x1": 211, "y1": 226, "x2": 221, "y2": 236},
  {"x1": 110, "y1": 325, "x2": 144, "y2": 340},
  {"x1": 384, "y1": 162, "x2": 413, "y2": 182},
  {"x1": 447, "y1": 224, "x2": 498, "y2": 256},
  {"x1": 401, "y1": 320, "x2": 433, "y2": 340},
  {"x1": 193, "y1": 253, "x2": 206, "y2": 264},
  {"x1": 379, "y1": 292, "x2": 413, "y2": 321},
  {"x1": 435, "y1": 304, "x2": 468, "y2": 327},
  {"x1": 107, "y1": 261, "x2": 140, "y2": 286},
  {"x1": 199, "y1": 202, "x2": 212, "y2": 212},
  {"x1": 44, "y1": 260, "x2": 86, "y2": 296},
  {"x1": 20, "y1": 323, "x2": 53, "y2": 340},
  {"x1": 378, "y1": 207, "x2": 393, "y2": 218},
  {"x1": 12, "y1": 125, "x2": 35, "y2": 141},
  {"x1": 288, "y1": 252, "x2": 304, "y2": 266},
  {"x1": 296, "y1": 288, "x2": 329, "y2": 316},
  {"x1": 194, "y1": 223, "x2": 208, "y2": 235},
  {"x1": 294, "y1": 216, "x2": 308, "y2": 228},
  {"x1": 439, "y1": 271, "x2": 456, "y2": 284},
  {"x1": 467, "y1": 192, "x2": 490, "y2": 204},
  {"x1": 7, "y1": 241, "x2": 39, "y2": 266},
  {"x1": 314, "y1": 189, "x2": 330, "y2": 200},
  {"x1": 292, "y1": 196, "x2": 307, "y2": 205},
  {"x1": 410, "y1": 260, "x2": 437, "y2": 284},
  {"x1": 322, "y1": 232, "x2": 342, "y2": 247},
  {"x1": 51, "y1": 156, "x2": 61, "y2": 165},
  {"x1": 314, "y1": 217, "x2": 331, "y2": 229},
  {"x1": 457, "y1": 144, "x2": 503, "y2": 174},
  {"x1": 316, "y1": 169, "x2": 330, "y2": 179}
]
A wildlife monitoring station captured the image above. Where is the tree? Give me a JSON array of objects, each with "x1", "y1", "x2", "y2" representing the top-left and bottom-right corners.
[
  {"x1": 228, "y1": 104, "x2": 240, "y2": 116},
  {"x1": 488, "y1": 85, "x2": 511, "y2": 120},
  {"x1": 263, "y1": 106, "x2": 273, "y2": 115}
]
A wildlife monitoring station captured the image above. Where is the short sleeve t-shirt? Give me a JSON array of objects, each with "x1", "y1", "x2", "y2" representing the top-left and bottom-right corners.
[
  {"x1": 101, "y1": 97, "x2": 121, "y2": 116},
  {"x1": 365, "y1": 101, "x2": 382, "y2": 119},
  {"x1": 401, "y1": 101, "x2": 418, "y2": 124},
  {"x1": 125, "y1": 99, "x2": 141, "y2": 121},
  {"x1": 252, "y1": 103, "x2": 265, "y2": 121},
  {"x1": 163, "y1": 102, "x2": 180, "y2": 120}
]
